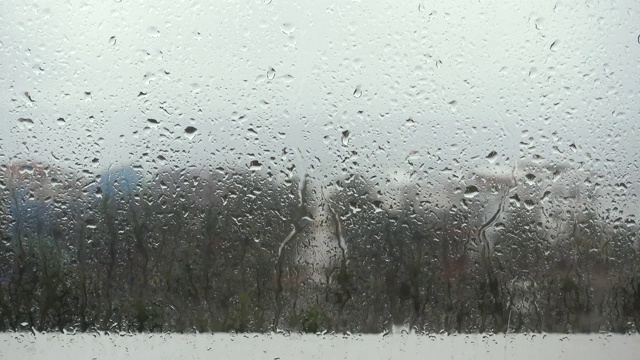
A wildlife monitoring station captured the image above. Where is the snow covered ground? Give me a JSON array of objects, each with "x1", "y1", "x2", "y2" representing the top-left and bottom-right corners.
[{"x1": 1, "y1": 333, "x2": 638, "y2": 360}]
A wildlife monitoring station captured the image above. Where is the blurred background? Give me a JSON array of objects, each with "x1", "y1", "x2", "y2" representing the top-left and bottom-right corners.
[{"x1": 1, "y1": 0, "x2": 639, "y2": 333}]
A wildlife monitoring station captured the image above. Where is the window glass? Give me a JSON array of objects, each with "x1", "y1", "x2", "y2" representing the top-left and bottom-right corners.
[{"x1": 1, "y1": 0, "x2": 639, "y2": 335}]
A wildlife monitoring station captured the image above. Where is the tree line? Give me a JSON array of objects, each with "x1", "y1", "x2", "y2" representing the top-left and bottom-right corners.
[{"x1": 0, "y1": 160, "x2": 639, "y2": 333}]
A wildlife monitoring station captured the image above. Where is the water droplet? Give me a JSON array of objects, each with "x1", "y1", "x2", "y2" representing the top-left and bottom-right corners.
[
  {"x1": 264, "y1": 0, "x2": 272, "y2": 4},
  {"x1": 464, "y1": 185, "x2": 479, "y2": 198},
  {"x1": 549, "y1": 39, "x2": 559, "y2": 51},
  {"x1": 637, "y1": 35, "x2": 640, "y2": 44},
  {"x1": 147, "y1": 26, "x2": 160, "y2": 37},
  {"x1": 184, "y1": 126, "x2": 198, "y2": 139},
  {"x1": 18, "y1": 118, "x2": 34, "y2": 128},
  {"x1": 281, "y1": 23, "x2": 295, "y2": 35},
  {"x1": 448, "y1": 100, "x2": 457, "y2": 112},
  {"x1": 541, "y1": 191, "x2": 551, "y2": 200},
  {"x1": 486, "y1": 150, "x2": 498, "y2": 162},
  {"x1": 341, "y1": 130, "x2": 350, "y2": 145},
  {"x1": 249, "y1": 160, "x2": 262, "y2": 171},
  {"x1": 435, "y1": 60, "x2": 442, "y2": 68},
  {"x1": 108, "y1": 36, "x2": 116, "y2": 46},
  {"x1": 56, "y1": 117, "x2": 65, "y2": 126},
  {"x1": 569, "y1": 143, "x2": 577, "y2": 152},
  {"x1": 529, "y1": 67, "x2": 538, "y2": 79},
  {"x1": 405, "y1": 118, "x2": 416, "y2": 126},
  {"x1": 20, "y1": 322, "x2": 29, "y2": 327},
  {"x1": 85, "y1": 219, "x2": 97, "y2": 229},
  {"x1": 353, "y1": 85, "x2": 362, "y2": 98},
  {"x1": 147, "y1": 118, "x2": 159, "y2": 125},
  {"x1": 418, "y1": 3, "x2": 425, "y2": 12},
  {"x1": 524, "y1": 199, "x2": 535, "y2": 210},
  {"x1": 267, "y1": 67, "x2": 276, "y2": 80}
]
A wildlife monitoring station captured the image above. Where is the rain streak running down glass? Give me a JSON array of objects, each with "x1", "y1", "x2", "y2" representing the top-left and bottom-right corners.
[{"x1": 1, "y1": 0, "x2": 640, "y2": 335}]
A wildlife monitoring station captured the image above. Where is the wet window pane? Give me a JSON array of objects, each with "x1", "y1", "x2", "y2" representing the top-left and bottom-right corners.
[{"x1": 1, "y1": 0, "x2": 639, "y2": 336}]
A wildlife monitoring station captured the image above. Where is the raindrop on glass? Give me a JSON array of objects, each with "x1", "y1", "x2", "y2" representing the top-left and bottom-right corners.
[
  {"x1": 281, "y1": 23, "x2": 295, "y2": 35},
  {"x1": 147, "y1": 26, "x2": 160, "y2": 37},
  {"x1": 267, "y1": 67, "x2": 276, "y2": 80},
  {"x1": 486, "y1": 150, "x2": 498, "y2": 162},
  {"x1": 185, "y1": 126, "x2": 198, "y2": 139},
  {"x1": 18, "y1": 118, "x2": 34, "y2": 128},
  {"x1": 448, "y1": 100, "x2": 457, "y2": 112},
  {"x1": 524, "y1": 200, "x2": 535, "y2": 210},
  {"x1": 108, "y1": 36, "x2": 116, "y2": 46},
  {"x1": 464, "y1": 185, "x2": 479, "y2": 199},
  {"x1": 341, "y1": 130, "x2": 350, "y2": 145},
  {"x1": 353, "y1": 85, "x2": 362, "y2": 98},
  {"x1": 85, "y1": 219, "x2": 97, "y2": 229},
  {"x1": 249, "y1": 160, "x2": 262, "y2": 171}
]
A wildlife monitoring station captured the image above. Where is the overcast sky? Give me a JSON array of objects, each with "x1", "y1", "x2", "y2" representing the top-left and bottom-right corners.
[{"x1": 1, "y1": 0, "x2": 639, "y2": 212}]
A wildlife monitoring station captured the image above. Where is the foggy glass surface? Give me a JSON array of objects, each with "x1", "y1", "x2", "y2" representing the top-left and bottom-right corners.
[{"x1": 1, "y1": 0, "x2": 640, "y2": 334}]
